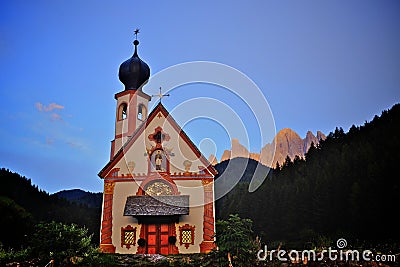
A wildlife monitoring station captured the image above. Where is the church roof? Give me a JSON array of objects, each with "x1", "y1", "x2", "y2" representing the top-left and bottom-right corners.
[
  {"x1": 98, "y1": 102, "x2": 218, "y2": 178},
  {"x1": 124, "y1": 195, "x2": 189, "y2": 216}
]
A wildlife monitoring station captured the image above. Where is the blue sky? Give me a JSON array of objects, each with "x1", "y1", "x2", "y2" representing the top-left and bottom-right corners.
[{"x1": 1, "y1": 0, "x2": 399, "y2": 193}]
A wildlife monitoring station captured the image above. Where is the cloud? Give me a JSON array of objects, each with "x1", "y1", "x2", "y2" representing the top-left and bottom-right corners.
[
  {"x1": 66, "y1": 140, "x2": 86, "y2": 150},
  {"x1": 35, "y1": 102, "x2": 65, "y2": 122},
  {"x1": 35, "y1": 102, "x2": 64, "y2": 112},
  {"x1": 30, "y1": 102, "x2": 88, "y2": 152},
  {"x1": 50, "y1": 113, "x2": 63, "y2": 122},
  {"x1": 45, "y1": 103, "x2": 64, "y2": 112}
]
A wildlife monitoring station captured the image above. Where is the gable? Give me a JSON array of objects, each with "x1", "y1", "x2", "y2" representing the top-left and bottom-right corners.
[{"x1": 99, "y1": 103, "x2": 217, "y2": 178}]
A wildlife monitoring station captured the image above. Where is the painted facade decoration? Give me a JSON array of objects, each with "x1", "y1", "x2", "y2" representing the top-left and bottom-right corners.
[{"x1": 98, "y1": 37, "x2": 217, "y2": 255}]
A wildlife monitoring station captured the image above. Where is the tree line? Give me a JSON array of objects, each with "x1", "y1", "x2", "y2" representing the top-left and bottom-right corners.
[
  {"x1": 0, "y1": 168, "x2": 101, "y2": 249},
  {"x1": 216, "y1": 103, "x2": 400, "y2": 249}
]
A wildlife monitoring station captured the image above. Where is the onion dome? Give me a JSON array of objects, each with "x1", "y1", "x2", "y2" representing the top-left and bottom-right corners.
[{"x1": 118, "y1": 39, "x2": 150, "y2": 90}]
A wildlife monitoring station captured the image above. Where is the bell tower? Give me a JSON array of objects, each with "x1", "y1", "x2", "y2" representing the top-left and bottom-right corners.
[{"x1": 111, "y1": 32, "x2": 151, "y2": 158}]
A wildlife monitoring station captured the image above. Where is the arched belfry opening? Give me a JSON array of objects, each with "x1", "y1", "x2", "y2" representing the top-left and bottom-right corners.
[
  {"x1": 118, "y1": 103, "x2": 128, "y2": 121},
  {"x1": 138, "y1": 104, "x2": 147, "y2": 121}
]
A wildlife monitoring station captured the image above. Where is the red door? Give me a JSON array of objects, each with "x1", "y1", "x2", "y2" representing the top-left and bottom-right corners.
[{"x1": 146, "y1": 223, "x2": 170, "y2": 254}]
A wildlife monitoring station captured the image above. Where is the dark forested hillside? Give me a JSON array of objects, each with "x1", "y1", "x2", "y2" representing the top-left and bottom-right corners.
[
  {"x1": 53, "y1": 189, "x2": 102, "y2": 209},
  {"x1": 0, "y1": 169, "x2": 101, "y2": 249},
  {"x1": 214, "y1": 157, "x2": 270, "y2": 183},
  {"x1": 216, "y1": 103, "x2": 400, "y2": 247}
]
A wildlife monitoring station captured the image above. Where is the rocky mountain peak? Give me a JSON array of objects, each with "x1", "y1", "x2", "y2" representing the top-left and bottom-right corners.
[
  {"x1": 317, "y1": 131, "x2": 327, "y2": 141},
  {"x1": 272, "y1": 128, "x2": 303, "y2": 164},
  {"x1": 215, "y1": 128, "x2": 326, "y2": 167},
  {"x1": 303, "y1": 131, "x2": 318, "y2": 154}
]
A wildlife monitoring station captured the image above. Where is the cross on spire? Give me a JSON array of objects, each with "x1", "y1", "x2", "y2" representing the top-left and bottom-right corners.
[{"x1": 151, "y1": 87, "x2": 170, "y2": 103}]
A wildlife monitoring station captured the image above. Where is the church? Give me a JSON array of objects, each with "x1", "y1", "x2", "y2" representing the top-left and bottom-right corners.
[{"x1": 98, "y1": 35, "x2": 217, "y2": 255}]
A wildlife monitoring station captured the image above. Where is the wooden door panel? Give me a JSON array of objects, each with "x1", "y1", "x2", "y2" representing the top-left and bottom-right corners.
[
  {"x1": 160, "y1": 233, "x2": 168, "y2": 246},
  {"x1": 147, "y1": 233, "x2": 157, "y2": 246},
  {"x1": 160, "y1": 224, "x2": 169, "y2": 232},
  {"x1": 145, "y1": 223, "x2": 172, "y2": 254},
  {"x1": 148, "y1": 224, "x2": 156, "y2": 232},
  {"x1": 148, "y1": 247, "x2": 157, "y2": 254},
  {"x1": 160, "y1": 246, "x2": 169, "y2": 254}
]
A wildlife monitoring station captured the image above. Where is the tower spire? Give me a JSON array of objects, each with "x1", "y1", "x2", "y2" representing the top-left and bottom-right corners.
[{"x1": 118, "y1": 28, "x2": 150, "y2": 90}]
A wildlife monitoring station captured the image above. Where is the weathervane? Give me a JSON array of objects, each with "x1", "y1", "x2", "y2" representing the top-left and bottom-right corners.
[
  {"x1": 134, "y1": 28, "x2": 140, "y2": 40},
  {"x1": 152, "y1": 87, "x2": 170, "y2": 103}
]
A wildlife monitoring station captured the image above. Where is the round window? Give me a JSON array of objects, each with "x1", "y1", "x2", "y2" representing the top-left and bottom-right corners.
[{"x1": 144, "y1": 181, "x2": 173, "y2": 196}]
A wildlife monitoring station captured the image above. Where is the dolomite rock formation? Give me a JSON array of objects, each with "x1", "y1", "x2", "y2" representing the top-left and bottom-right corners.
[{"x1": 214, "y1": 128, "x2": 326, "y2": 167}]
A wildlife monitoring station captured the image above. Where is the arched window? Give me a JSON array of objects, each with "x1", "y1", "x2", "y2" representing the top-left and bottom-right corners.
[
  {"x1": 118, "y1": 103, "x2": 127, "y2": 121},
  {"x1": 137, "y1": 104, "x2": 146, "y2": 121}
]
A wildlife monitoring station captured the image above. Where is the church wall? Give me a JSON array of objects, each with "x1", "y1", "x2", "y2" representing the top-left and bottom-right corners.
[
  {"x1": 108, "y1": 179, "x2": 210, "y2": 254},
  {"x1": 177, "y1": 206, "x2": 204, "y2": 253},
  {"x1": 174, "y1": 180, "x2": 204, "y2": 253},
  {"x1": 113, "y1": 93, "x2": 131, "y2": 155},
  {"x1": 113, "y1": 136, "x2": 130, "y2": 156},
  {"x1": 112, "y1": 181, "x2": 140, "y2": 254},
  {"x1": 175, "y1": 179, "x2": 205, "y2": 207},
  {"x1": 109, "y1": 109, "x2": 212, "y2": 178},
  {"x1": 106, "y1": 179, "x2": 210, "y2": 254},
  {"x1": 168, "y1": 135, "x2": 205, "y2": 174},
  {"x1": 114, "y1": 133, "x2": 148, "y2": 176}
]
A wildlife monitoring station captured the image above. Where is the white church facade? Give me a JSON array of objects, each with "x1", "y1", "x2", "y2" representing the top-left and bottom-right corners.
[{"x1": 98, "y1": 36, "x2": 217, "y2": 254}]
